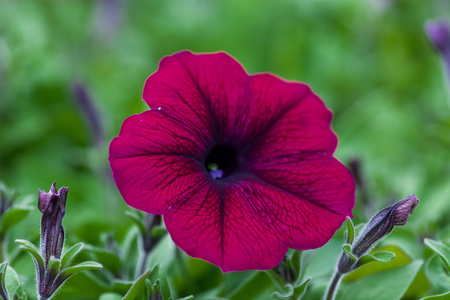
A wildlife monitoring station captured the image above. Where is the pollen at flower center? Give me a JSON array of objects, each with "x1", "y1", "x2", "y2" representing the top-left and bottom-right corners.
[{"x1": 205, "y1": 144, "x2": 238, "y2": 180}]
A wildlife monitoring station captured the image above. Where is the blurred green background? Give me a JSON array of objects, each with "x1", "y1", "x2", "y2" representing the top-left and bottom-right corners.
[{"x1": 1, "y1": 0, "x2": 450, "y2": 299}]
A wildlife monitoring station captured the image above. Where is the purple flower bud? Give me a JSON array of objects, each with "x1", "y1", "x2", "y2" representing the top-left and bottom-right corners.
[
  {"x1": 0, "y1": 183, "x2": 13, "y2": 217},
  {"x1": 38, "y1": 182, "x2": 68, "y2": 265},
  {"x1": 72, "y1": 82, "x2": 104, "y2": 147},
  {"x1": 425, "y1": 19, "x2": 450, "y2": 83},
  {"x1": 352, "y1": 194, "x2": 419, "y2": 257},
  {"x1": 425, "y1": 20, "x2": 450, "y2": 55},
  {"x1": 337, "y1": 194, "x2": 418, "y2": 274}
]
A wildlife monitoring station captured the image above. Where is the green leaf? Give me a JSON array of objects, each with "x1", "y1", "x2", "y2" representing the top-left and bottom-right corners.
[
  {"x1": 0, "y1": 206, "x2": 32, "y2": 235},
  {"x1": 151, "y1": 226, "x2": 167, "y2": 238},
  {"x1": 15, "y1": 239, "x2": 44, "y2": 268},
  {"x1": 342, "y1": 244, "x2": 357, "y2": 262},
  {"x1": 47, "y1": 256, "x2": 61, "y2": 278},
  {"x1": 357, "y1": 251, "x2": 395, "y2": 266},
  {"x1": 292, "y1": 277, "x2": 311, "y2": 300},
  {"x1": 11, "y1": 282, "x2": 27, "y2": 300},
  {"x1": 0, "y1": 261, "x2": 10, "y2": 300},
  {"x1": 337, "y1": 260, "x2": 423, "y2": 300},
  {"x1": 14, "y1": 239, "x2": 39, "y2": 254},
  {"x1": 425, "y1": 255, "x2": 450, "y2": 293},
  {"x1": 85, "y1": 245, "x2": 121, "y2": 276},
  {"x1": 344, "y1": 245, "x2": 411, "y2": 282},
  {"x1": 125, "y1": 211, "x2": 147, "y2": 235},
  {"x1": 271, "y1": 277, "x2": 311, "y2": 300},
  {"x1": 289, "y1": 250, "x2": 303, "y2": 284},
  {"x1": 2, "y1": 263, "x2": 21, "y2": 300},
  {"x1": 120, "y1": 227, "x2": 140, "y2": 280},
  {"x1": 176, "y1": 296, "x2": 194, "y2": 300},
  {"x1": 148, "y1": 264, "x2": 172, "y2": 300},
  {"x1": 272, "y1": 283, "x2": 293, "y2": 299},
  {"x1": 0, "y1": 262, "x2": 7, "y2": 273},
  {"x1": 123, "y1": 269, "x2": 151, "y2": 300},
  {"x1": 345, "y1": 217, "x2": 355, "y2": 245},
  {"x1": 424, "y1": 239, "x2": 450, "y2": 272},
  {"x1": 227, "y1": 271, "x2": 274, "y2": 300},
  {"x1": 149, "y1": 279, "x2": 163, "y2": 300},
  {"x1": 99, "y1": 292, "x2": 123, "y2": 300},
  {"x1": 61, "y1": 261, "x2": 103, "y2": 277},
  {"x1": 61, "y1": 243, "x2": 85, "y2": 270},
  {"x1": 420, "y1": 291, "x2": 450, "y2": 300}
]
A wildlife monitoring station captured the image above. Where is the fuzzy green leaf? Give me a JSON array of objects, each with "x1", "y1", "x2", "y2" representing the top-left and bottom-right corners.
[
  {"x1": 48, "y1": 256, "x2": 61, "y2": 278},
  {"x1": 0, "y1": 261, "x2": 10, "y2": 300},
  {"x1": 123, "y1": 269, "x2": 151, "y2": 300},
  {"x1": 342, "y1": 244, "x2": 357, "y2": 262},
  {"x1": 149, "y1": 279, "x2": 163, "y2": 300},
  {"x1": 148, "y1": 264, "x2": 172, "y2": 300},
  {"x1": 425, "y1": 255, "x2": 450, "y2": 293},
  {"x1": 337, "y1": 260, "x2": 423, "y2": 300},
  {"x1": 345, "y1": 217, "x2": 355, "y2": 245},
  {"x1": 0, "y1": 206, "x2": 32, "y2": 235},
  {"x1": 1, "y1": 263, "x2": 22, "y2": 300},
  {"x1": 151, "y1": 226, "x2": 167, "y2": 238},
  {"x1": 125, "y1": 211, "x2": 147, "y2": 235},
  {"x1": 420, "y1": 291, "x2": 450, "y2": 300},
  {"x1": 61, "y1": 261, "x2": 103, "y2": 277},
  {"x1": 357, "y1": 251, "x2": 396, "y2": 266},
  {"x1": 272, "y1": 284, "x2": 293, "y2": 299},
  {"x1": 15, "y1": 239, "x2": 44, "y2": 268},
  {"x1": 227, "y1": 271, "x2": 272, "y2": 300},
  {"x1": 61, "y1": 243, "x2": 85, "y2": 270},
  {"x1": 292, "y1": 277, "x2": 311, "y2": 300},
  {"x1": 424, "y1": 239, "x2": 450, "y2": 272},
  {"x1": 271, "y1": 277, "x2": 311, "y2": 300},
  {"x1": 99, "y1": 293, "x2": 123, "y2": 300},
  {"x1": 85, "y1": 246, "x2": 121, "y2": 276},
  {"x1": 12, "y1": 282, "x2": 27, "y2": 300}
]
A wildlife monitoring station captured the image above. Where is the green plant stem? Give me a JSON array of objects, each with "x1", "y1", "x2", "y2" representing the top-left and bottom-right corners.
[
  {"x1": 136, "y1": 248, "x2": 150, "y2": 278},
  {"x1": 324, "y1": 270, "x2": 343, "y2": 300},
  {"x1": 0, "y1": 238, "x2": 4, "y2": 263}
]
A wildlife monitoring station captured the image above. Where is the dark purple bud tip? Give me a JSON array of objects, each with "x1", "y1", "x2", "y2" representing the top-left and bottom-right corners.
[
  {"x1": 38, "y1": 182, "x2": 69, "y2": 262},
  {"x1": 425, "y1": 20, "x2": 450, "y2": 54},
  {"x1": 391, "y1": 194, "x2": 419, "y2": 226},
  {"x1": 337, "y1": 194, "x2": 419, "y2": 275},
  {"x1": 353, "y1": 194, "x2": 419, "y2": 257},
  {"x1": 38, "y1": 182, "x2": 68, "y2": 214}
]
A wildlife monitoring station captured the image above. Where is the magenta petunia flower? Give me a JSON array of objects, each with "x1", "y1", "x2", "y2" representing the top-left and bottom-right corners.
[{"x1": 109, "y1": 51, "x2": 355, "y2": 272}]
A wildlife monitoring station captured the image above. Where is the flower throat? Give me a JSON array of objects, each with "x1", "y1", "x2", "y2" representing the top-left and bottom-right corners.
[{"x1": 205, "y1": 144, "x2": 238, "y2": 180}]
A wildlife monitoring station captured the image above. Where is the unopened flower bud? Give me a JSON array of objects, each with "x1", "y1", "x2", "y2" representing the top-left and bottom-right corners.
[
  {"x1": 425, "y1": 20, "x2": 450, "y2": 55},
  {"x1": 352, "y1": 194, "x2": 419, "y2": 257},
  {"x1": 337, "y1": 194, "x2": 418, "y2": 275},
  {"x1": 38, "y1": 182, "x2": 68, "y2": 265},
  {"x1": 425, "y1": 19, "x2": 450, "y2": 84}
]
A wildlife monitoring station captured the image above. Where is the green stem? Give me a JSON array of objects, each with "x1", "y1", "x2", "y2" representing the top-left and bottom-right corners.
[
  {"x1": 324, "y1": 270, "x2": 343, "y2": 300},
  {"x1": 0, "y1": 239, "x2": 4, "y2": 263},
  {"x1": 136, "y1": 248, "x2": 150, "y2": 278}
]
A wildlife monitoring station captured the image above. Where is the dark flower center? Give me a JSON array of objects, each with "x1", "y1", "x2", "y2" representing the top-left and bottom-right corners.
[{"x1": 205, "y1": 144, "x2": 238, "y2": 180}]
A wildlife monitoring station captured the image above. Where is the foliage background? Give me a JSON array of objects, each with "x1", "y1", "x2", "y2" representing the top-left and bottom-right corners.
[{"x1": 0, "y1": 0, "x2": 449, "y2": 299}]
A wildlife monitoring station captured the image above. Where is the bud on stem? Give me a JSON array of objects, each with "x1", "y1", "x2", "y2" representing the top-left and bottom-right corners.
[{"x1": 325, "y1": 194, "x2": 419, "y2": 300}]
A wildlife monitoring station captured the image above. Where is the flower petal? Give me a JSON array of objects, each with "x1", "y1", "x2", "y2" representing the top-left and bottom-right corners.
[
  {"x1": 242, "y1": 88, "x2": 337, "y2": 157},
  {"x1": 109, "y1": 154, "x2": 205, "y2": 214},
  {"x1": 143, "y1": 51, "x2": 249, "y2": 144},
  {"x1": 164, "y1": 176, "x2": 346, "y2": 272},
  {"x1": 245, "y1": 152, "x2": 355, "y2": 217},
  {"x1": 109, "y1": 110, "x2": 211, "y2": 160}
]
